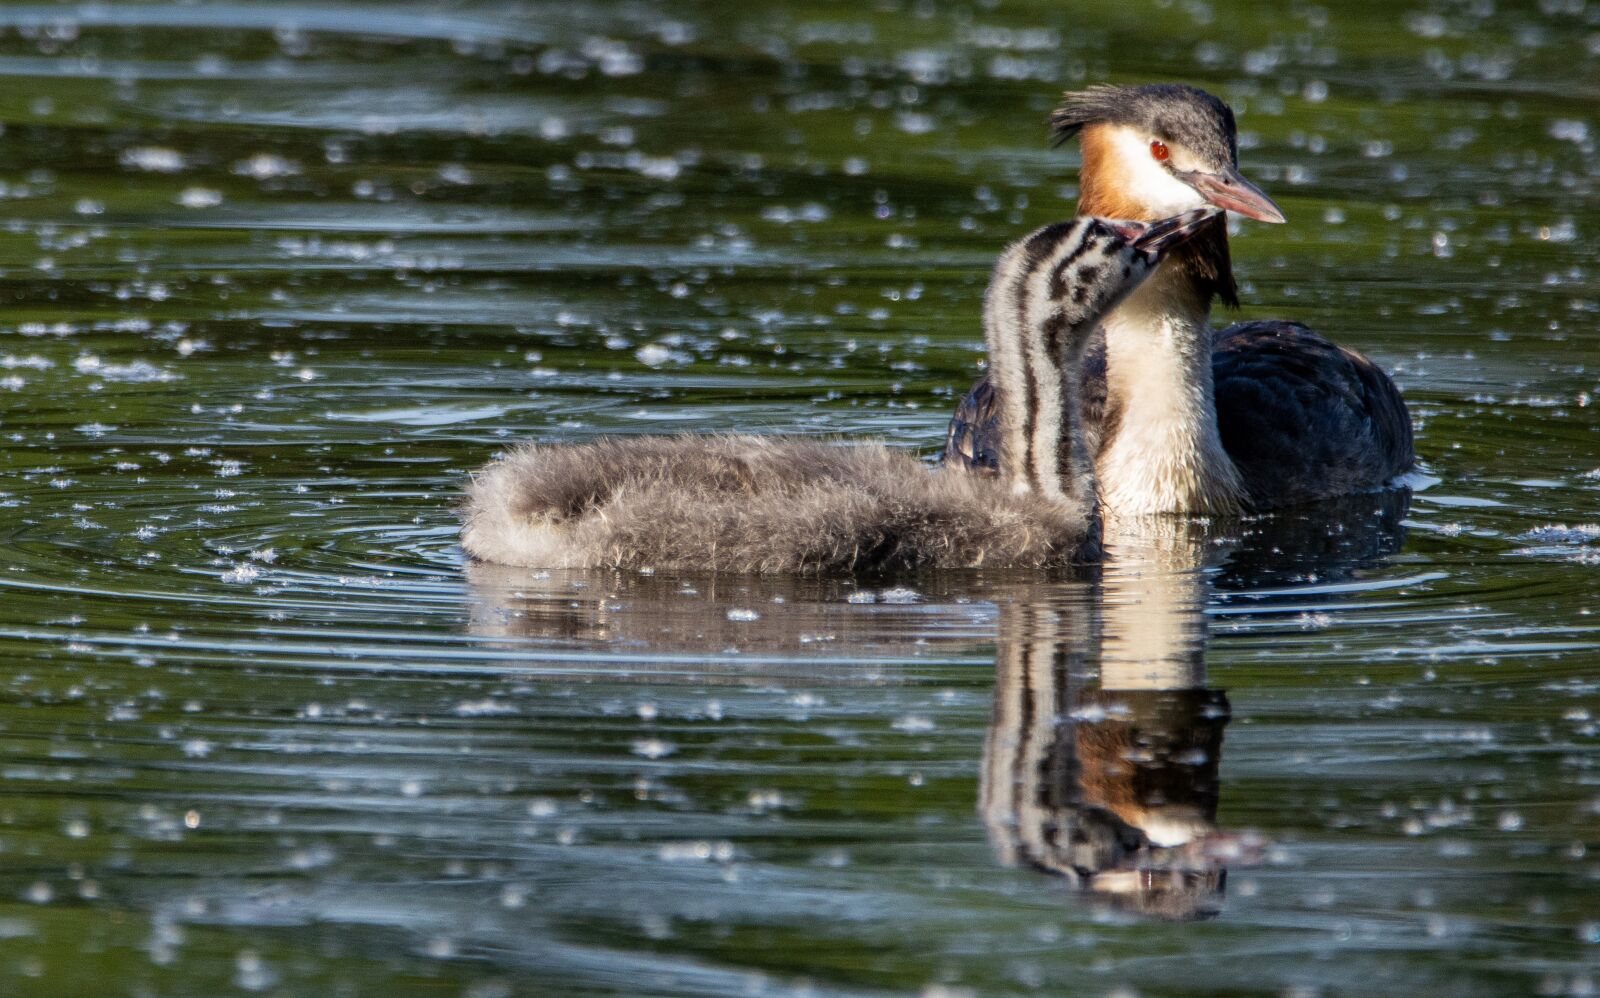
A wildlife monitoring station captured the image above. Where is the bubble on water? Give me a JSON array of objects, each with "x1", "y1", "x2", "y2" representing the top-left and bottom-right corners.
[
  {"x1": 896, "y1": 111, "x2": 935, "y2": 134},
  {"x1": 181, "y1": 738, "x2": 212, "y2": 758},
  {"x1": 747, "y1": 790, "x2": 785, "y2": 812},
  {"x1": 424, "y1": 935, "x2": 456, "y2": 958},
  {"x1": 1550, "y1": 120, "x2": 1590, "y2": 145},
  {"x1": 499, "y1": 884, "x2": 529, "y2": 909},
  {"x1": 288, "y1": 844, "x2": 336, "y2": 870},
  {"x1": 0, "y1": 353, "x2": 52, "y2": 370},
  {"x1": 119, "y1": 147, "x2": 186, "y2": 172},
  {"x1": 893, "y1": 715, "x2": 935, "y2": 733},
  {"x1": 877, "y1": 587, "x2": 921, "y2": 603},
  {"x1": 1070, "y1": 702, "x2": 1109, "y2": 722},
  {"x1": 633, "y1": 155, "x2": 680, "y2": 181},
  {"x1": 635, "y1": 343, "x2": 672, "y2": 366},
  {"x1": 234, "y1": 153, "x2": 301, "y2": 179},
  {"x1": 176, "y1": 187, "x2": 222, "y2": 209},
  {"x1": 1497, "y1": 810, "x2": 1524, "y2": 832},
  {"x1": 1522, "y1": 523, "x2": 1600, "y2": 545},
  {"x1": 23, "y1": 882, "x2": 51, "y2": 904},
  {"x1": 762, "y1": 202, "x2": 830, "y2": 224},
  {"x1": 72, "y1": 354, "x2": 178, "y2": 383},
  {"x1": 454, "y1": 698, "x2": 517, "y2": 717},
  {"x1": 659, "y1": 840, "x2": 734, "y2": 862},
  {"x1": 235, "y1": 950, "x2": 276, "y2": 991},
  {"x1": 220, "y1": 564, "x2": 260, "y2": 584},
  {"x1": 726, "y1": 608, "x2": 760, "y2": 622},
  {"x1": 632, "y1": 738, "x2": 675, "y2": 759}
]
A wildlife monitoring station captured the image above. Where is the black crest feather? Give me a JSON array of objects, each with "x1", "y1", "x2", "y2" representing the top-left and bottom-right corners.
[{"x1": 1050, "y1": 83, "x2": 1238, "y2": 166}]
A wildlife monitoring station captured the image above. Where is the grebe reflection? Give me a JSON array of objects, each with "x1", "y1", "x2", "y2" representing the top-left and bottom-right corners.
[
  {"x1": 462, "y1": 494, "x2": 1409, "y2": 922},
  {"x1": 978, "y1": 498, "x2": 1408, "y2": 919},
  {"x1": 980, "y1": 526, "x2": 1239, "y2": 921}
]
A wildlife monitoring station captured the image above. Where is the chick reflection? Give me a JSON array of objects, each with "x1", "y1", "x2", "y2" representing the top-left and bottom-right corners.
[{"x1": 980, "y1": 527, "x2": 1233, "y2": 921}]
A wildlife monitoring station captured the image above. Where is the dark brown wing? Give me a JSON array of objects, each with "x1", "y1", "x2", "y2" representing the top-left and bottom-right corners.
[
  {"x1": 941, "y1": 331, "x2": 1112, "y2": 476},
  {"x1": 941, "y1": 376, "x2": 1002, "y2": 475},
  {"x1": 1212, "y1": 320, "x2": 1413, "y2": 508}
]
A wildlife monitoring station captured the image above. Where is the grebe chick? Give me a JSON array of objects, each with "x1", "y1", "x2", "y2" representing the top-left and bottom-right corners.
[
  {"x1": 944, "y1": 84, "x2": 1414, "y2": 515},
  {"x1": 461, "y1": 209, "x2": 1217, "y2": 573}
]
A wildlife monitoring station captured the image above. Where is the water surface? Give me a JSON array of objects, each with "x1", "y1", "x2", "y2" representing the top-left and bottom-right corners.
[{"x1": 0, "y1": 1, "x2": 1596, "y2": 995}]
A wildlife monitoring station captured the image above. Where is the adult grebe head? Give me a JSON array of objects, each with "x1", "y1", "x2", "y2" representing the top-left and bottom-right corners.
[
  {"x1": 1051, "y1": 83, "x2": 1286, "y2": 225},
  {"x1": 1049, "y1": 83, "x2": 1284, "y2": 314}
]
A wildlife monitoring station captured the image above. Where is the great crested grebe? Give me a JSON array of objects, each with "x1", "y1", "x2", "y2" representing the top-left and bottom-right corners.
[
  {"x1": 461, "y1": 209, "x2": 1216, "y2": 572},
  {"x1": 944, "y1": 84, "x2": 1414, "y2": 516}
]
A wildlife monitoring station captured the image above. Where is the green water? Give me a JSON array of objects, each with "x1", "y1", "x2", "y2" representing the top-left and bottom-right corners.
[{"x1": 0, "y1": 1, "x2": 1596, "y2": 995}]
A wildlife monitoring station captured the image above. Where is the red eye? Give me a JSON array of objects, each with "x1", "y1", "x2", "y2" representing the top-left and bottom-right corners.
[{"x1": 1150, "y1": 140, "x2": 1170, "y2": 162}]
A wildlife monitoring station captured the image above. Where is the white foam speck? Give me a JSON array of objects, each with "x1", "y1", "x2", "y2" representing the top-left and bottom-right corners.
[
  {"x1": 221, "y1": 564, "x2": 261, "y2": 584},
  {"x1": 631, "y1": 738, "x2": 676, "y2": 759},
  {"x1": 119, "y1": 146, "x2": 186, "y2": 172},
  {"x1": 635, "y1": 343, "x2": 672, "y2": 367},
  {"x1": 177, "y1": 187, "x2": 223, "y2": 209}
]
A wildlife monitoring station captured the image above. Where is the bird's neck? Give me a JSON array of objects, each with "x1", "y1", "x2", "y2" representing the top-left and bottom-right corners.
[
  {"x1": 983, "y1": 234, "x2": 1099, "y2": 515},
  {"x1": 990, "y1": 328, "x2": 1094, "y2": 511},
  {"x1": 1093, "y1": 265, "x2": 1247, "y2": 518},
  {"x1": 1075, "y1": 170, "x2": 1246, "y2": 518}
]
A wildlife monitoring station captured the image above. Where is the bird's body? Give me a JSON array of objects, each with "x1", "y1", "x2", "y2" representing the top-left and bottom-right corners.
[
  {"x1": 461, "y1": 212, "x2": 1214, "y2": 572},
  {"x1": 943, "y1": 84, "x2": 1413, "y2": 516},
  {"x1": 460, "y1": 434, "x2": 1096, "y2": 572},
  {"x1": 945, "y1": 317, "x2": 1414, "y2": 512}
]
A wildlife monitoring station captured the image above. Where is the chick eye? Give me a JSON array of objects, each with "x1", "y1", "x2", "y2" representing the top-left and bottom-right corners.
[{"x1": 1150, "y1": 140, "x2": 1170, "y2": 162}]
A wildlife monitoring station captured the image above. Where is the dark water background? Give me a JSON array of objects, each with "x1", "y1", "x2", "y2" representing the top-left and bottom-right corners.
[{"x1": 0, "y1": 1, "x2": 1596, "y2": 995}]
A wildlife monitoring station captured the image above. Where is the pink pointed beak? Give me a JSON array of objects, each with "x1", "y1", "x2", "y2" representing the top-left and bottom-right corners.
[{"x1": 1182, "y1": 165, "x2": 1286, "y2": 224}]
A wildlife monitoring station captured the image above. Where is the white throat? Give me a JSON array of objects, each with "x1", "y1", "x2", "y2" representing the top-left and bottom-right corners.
[{"x1": 1094, "y1": 264, "x2": 1246, "y2": 519}]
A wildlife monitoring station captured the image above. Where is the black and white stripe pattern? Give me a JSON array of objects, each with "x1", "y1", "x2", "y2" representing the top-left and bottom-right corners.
[
  {"x1": 978, "y1": 592, "x2": 1233, "y2": 917},
  {"x1": 978, "y1": 596, "x2": 1102, "y2": 882},
  {"x1": 983, "y1": 218, "x2": 1150, "y2": 510}
]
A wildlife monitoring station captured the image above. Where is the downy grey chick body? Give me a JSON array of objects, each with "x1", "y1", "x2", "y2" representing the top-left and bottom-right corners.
[{"x1": 461, "y1": 210, "x2": 1215, "y2": 573}]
